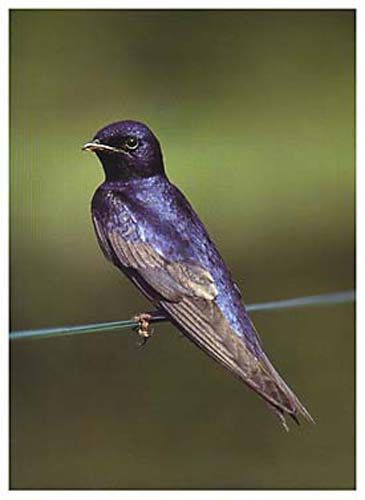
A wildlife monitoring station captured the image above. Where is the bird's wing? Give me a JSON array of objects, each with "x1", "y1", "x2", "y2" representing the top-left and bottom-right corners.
[
  {"x1": 107, "y1": 229, "x2": 218, "y2": 302},
  {"x1": 161, "y1": 296, "x2": 313, "y2": 426},
  {"x1": 97, "y1": 220, "x2": 313, "y2": 426}
]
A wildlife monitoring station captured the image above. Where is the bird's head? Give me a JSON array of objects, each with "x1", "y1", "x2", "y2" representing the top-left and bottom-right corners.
[{"x1": 83, "y1": 120, "x2": 165, "y2": 181}]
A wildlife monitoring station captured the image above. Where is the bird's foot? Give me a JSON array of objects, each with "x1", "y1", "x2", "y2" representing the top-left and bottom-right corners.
[{"x1": 133, "y1": 312, "x2": 155, "y2": 347}]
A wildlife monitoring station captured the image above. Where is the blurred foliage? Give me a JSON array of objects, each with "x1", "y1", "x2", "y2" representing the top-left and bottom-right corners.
[{"x1": 10, "y1": 10, "x2": 355, "y2": 489}]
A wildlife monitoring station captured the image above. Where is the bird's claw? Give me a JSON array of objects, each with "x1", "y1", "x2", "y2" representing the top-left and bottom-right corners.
[{"x1": 133, "y1": 313, "x2": 154, "y2": 347}]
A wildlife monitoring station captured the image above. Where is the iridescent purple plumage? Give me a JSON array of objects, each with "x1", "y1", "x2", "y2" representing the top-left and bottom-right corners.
[{"x1": 85, "y1": 120, "x2": 314, "y2": 430}]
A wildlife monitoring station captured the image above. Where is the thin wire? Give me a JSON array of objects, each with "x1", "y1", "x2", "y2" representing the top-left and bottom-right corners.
[
  {"x1": 247, "y1": 289, "x2": 355, "y2": 312},
  {"x1": 9, "y1": 289, "x2": 355, "y2": 342}
]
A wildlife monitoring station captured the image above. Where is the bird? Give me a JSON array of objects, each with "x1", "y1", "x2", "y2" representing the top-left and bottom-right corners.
[{"x1": 83, "y1": 119, "x2": 314, "y2": 430}]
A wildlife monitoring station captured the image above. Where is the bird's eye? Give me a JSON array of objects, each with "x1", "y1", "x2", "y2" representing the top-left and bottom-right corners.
[{"x1": 124, "y1": 136, "x2": 139, "y2": 150}]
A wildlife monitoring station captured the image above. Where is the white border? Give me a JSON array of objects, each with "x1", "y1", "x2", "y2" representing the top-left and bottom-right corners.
[
  {"x1": 1, "y1": 1, "x2": 361, "y2": 8},
  {"x1": 2, "y1": 2, "x2": 359, "y2": 499},
  {"x1": 1, "y1": 0, "x2": 9, "y2": 498}
]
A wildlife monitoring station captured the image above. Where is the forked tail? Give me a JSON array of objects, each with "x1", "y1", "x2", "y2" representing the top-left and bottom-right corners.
[{"x1": 259, "y1": 352, "x2": 315, "y2": 431}]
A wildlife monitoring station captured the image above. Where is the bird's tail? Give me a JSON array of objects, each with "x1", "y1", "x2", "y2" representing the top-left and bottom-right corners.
[{"x1": 258, "y1": 352, "x2": 315, "y2": 431}]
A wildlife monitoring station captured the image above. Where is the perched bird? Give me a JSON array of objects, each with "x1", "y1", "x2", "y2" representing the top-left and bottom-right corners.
[{"x1": 83, "y1": 120, "x2": 314, "y2": 430}]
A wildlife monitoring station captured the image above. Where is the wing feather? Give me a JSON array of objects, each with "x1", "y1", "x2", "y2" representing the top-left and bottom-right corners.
[
  {"x1": 97, "y1": 225, "x2": 313, "y2": 425},
  {"x1": 161, "y1": 297, "x2": 311, "y2": 420},
  {"x1": 108, "y1": 230, "x2": 218, "y2": 302}
]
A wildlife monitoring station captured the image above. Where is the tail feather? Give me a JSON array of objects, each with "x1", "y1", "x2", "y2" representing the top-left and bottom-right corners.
[
  {"x1": 259, "y1": 352, "x2": 315, "y2": 427},
  {"x1": 161, "y1": 294, "x2": 314, "y2": 429}
]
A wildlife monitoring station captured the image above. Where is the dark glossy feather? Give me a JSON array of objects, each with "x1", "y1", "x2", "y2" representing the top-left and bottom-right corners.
[
  {"x1": 95, "y1": 219, "x2": 313, "y2": 428},
  {"x1": 87, "y1": 119, "x2": 314, "y2": 430}
]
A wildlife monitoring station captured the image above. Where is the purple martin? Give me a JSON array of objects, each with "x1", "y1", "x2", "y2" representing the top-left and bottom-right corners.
[{"x1": 83, "y1": 120, "x2": 314, "y2": 430}]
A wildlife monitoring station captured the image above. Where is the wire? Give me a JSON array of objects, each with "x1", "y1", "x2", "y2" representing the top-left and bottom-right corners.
[
  {"x1": 247, "y1": 289, "x2": 355, "y2": 312},
  {"x1": 9, "y1": 289, "x2": 355, "y2": 342}
]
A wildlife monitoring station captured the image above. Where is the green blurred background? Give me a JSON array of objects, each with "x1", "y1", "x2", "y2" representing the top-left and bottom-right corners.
[{"x1": 10, "y1": 10, "x2": 355, "y2": 489}]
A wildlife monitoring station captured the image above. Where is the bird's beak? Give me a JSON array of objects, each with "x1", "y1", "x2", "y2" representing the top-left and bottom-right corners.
[{"x1": 82, "y1": 140, "x2": 121, "y2": 154}]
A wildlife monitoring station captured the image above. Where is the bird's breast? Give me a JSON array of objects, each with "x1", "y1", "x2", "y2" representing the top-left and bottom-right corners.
[{"x1": 92, "y1": 186, "x2": 140, "y2": 242}]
